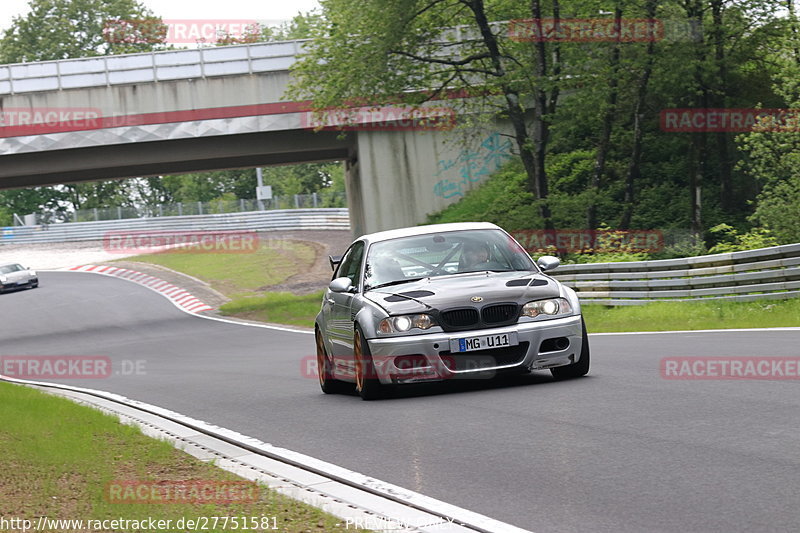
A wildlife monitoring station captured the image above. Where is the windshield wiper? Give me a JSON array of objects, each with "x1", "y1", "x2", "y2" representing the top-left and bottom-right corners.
[{"x1": 368, "y1": 277, "x2": 426, "y2": 290}]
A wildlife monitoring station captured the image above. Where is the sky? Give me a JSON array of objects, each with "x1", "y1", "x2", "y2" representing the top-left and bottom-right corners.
[{"x1": 0, "y1": 0, "x2": 322, "y2": 34}]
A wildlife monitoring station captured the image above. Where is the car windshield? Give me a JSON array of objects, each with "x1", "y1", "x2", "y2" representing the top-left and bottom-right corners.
[
  {"x1": 363, "y1": 229, "x2": 535, "y2": 290},
  {"x1": 0, "y1": 264, "x2": 23, "y2": 274}
]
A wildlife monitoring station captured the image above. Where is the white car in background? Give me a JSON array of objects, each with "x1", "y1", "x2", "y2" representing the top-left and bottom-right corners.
[{"x1": 0, "y1": 263, "x2": 39, "y2": 293}]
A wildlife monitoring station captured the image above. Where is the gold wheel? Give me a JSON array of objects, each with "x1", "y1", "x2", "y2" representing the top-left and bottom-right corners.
[
  {"x1": 315, "y1": 331, "x2": 327, "y2": 388},
  {"x1": 354, "y1": 329, "x2": 365, "y2": 392}
]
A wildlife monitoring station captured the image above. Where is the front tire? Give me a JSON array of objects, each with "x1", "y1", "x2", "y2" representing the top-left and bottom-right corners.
[
  {"x1": 551, "y1": 318, "x2": 590, "y2": 380},
  {"x1": 316, "y1": 328, "x2": 349, "y2": 394},
  {"x1": 354, "y1": 325, "x2": 385, "y2": 400}
]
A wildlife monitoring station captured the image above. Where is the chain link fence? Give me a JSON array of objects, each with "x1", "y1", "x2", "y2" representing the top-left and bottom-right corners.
[{"x1": 17, "y1": 192, "x2": 347, "y2": 225}]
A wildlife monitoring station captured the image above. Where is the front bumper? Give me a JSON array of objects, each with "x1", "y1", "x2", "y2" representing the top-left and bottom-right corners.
[
  {"x1": 367, "y1": 315, "x2": 583, "y2": 385},
  {"x1": 0, "y1": 278, "x2": 36, "y2": 292}
]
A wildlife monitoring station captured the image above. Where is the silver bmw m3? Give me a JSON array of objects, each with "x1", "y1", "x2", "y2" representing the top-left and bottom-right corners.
[{"x1": 314, "y1": 222, "x2": 589, "y2": 400}]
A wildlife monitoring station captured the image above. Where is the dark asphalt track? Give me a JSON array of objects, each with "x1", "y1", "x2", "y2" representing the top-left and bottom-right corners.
[{"x1": 2, "y1": 272, "x2": 799, "y2": 532}]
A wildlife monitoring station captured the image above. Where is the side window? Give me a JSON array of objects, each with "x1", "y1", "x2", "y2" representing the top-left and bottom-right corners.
[
  {"x1": 334, "y1": 242, "x2": 365, "y2": 288},
  {"x1": 335, "y1": 246, "x2": 356, "y2": 281},
  {"x1": 344, "y1": 242, "x2": 364, "y2": 289}
]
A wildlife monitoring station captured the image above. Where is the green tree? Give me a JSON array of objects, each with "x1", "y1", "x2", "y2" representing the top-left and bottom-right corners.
[
  {"x1": 0, "y1": 0, "x2": 166, "y2": 62},
  {"x1": 0, "y1": 188, "x2": 65, "y2": 225},
  {"x1": 258, "y1": 163, "x2": 342, "y2": 196},
  {"x1": 0, "y1": 0, "x2": 167, "y2": 221},
  {"x1": 216, "y1": 11, "x2": 321, "y2": 45},
  {"x1": 148, "y1": 162, "x2": 343, "y2": 205},
  {"x1": 289, "y1": 0, "x2": 572, "y2": 228},
  {"x1": 60, "y1": 181, "x2": 134, "y2": 211},
  {"x1": 736, "y1": 1, "x2": 800, "y2": 243}
]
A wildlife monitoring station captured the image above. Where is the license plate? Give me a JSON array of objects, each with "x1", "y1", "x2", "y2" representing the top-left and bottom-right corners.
[{"x1": 450, "y1": 332, "x2": 518, "y2": 353}]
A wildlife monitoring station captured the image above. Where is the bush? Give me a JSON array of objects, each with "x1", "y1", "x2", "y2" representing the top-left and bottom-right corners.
[
  {"x1": 708, "y1": 224, "x2": 779, "y2": 253},
  {"x1": 751, "y1": 175, "x2": 800, "y2": 244}
]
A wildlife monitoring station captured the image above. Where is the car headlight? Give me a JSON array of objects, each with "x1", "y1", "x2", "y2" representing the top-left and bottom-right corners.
[
  {"x1": 521, "y1": 298, "x2": 573, "y2": 318},
  {"x1": 378, "y1": 314, "x2": 437, "y2": 334},
  {"x1": 29, "y1": 271, "x2": 36, "y2": 277},
  {"x1": 0, "y1": 275, "x2": 7, "y2": 283}
]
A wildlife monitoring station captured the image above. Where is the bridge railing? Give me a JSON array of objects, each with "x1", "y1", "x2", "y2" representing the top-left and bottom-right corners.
[
  {"x1": 0, "y1": 40, "x2": 309, "y2": 95},
  {"x1": 0, "y1": 208, "x2": 349, "y2": 245},
  {"x1": 549, "y1": 243, "x2": 800, "y2": 305}
]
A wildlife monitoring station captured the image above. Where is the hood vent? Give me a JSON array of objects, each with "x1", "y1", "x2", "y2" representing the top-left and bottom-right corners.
[
  {"x1": 505, "y1": 277, "x2": 549, "y2": 287},
  {"x1": 384, "y1": 290, "x2": 435, "y2": 302}
]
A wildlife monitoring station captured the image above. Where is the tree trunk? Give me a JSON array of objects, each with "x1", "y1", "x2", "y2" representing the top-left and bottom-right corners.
[
  {"x1": 470, "y1": 0, "x2": 552, "y2": 228},
  {"x1": 530, "y1": 0, "x2": 553, "y2": 229},
  {"x1": 788, "y1": 0, "x2": 800, "y2": 65},
  {"x1": 588, "y1": 5, "x2": 622, "y2": 230},
  {"x1": 621, "y1": 2, "x2": 658, "y2": 230},
  {"x1": 710, "y1": 0, "x2": 733, "y2": 212},
  {"x1": 690, "y1": 137, "x2": 704, "y2": 238},
  {"x1": 547, "y1": 0, "x2": 562, "y2": 116},
  {"x1": 685, "y1": 0, "x2": 707, "y2": 239}
]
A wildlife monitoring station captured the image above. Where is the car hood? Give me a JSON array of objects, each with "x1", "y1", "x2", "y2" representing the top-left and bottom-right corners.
[
  {"x1": 364, "y1": 271, "x2": 561, "y2": 314},
  {"x1": 3, "y1": 271, "x2": 31, "y2": 281}
]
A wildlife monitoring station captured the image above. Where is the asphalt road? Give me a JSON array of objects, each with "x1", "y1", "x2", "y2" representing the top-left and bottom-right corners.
[{"x1": 2, "y1": 272, "x2": 799, "y2": 533}]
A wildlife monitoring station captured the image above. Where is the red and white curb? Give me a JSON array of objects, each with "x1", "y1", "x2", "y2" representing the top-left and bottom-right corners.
[{"x1": 69, "y1": 264, "x2": 214, "y2": 314}]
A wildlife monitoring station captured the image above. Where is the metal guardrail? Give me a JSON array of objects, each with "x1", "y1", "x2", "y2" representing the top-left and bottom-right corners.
[
  {"x1": 0, "y1": 208, "x2": 349, "y2": 244},
  {"x1": 0, "y1": 40, "x2": 308, "y2": 95},
  {"x1": 550, "y1": 243, "x2": 800, "y2": 305}
]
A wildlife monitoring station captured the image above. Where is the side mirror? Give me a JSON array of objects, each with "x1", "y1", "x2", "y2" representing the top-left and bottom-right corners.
[
  {"x1": 537, "y1": 255, "x2": 560, "y2": 272},
  {"x1": 329, "y1": 276, "x2": 354, "y2": 293}
]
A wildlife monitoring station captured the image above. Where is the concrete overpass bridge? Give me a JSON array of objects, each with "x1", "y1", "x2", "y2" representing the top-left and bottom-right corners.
[{"x1": 0, "y1": 41, "x2": 514, "y2": 235}]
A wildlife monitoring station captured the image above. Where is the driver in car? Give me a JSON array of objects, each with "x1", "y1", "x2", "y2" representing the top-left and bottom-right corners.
[{"x1": 461, "y1": 241, "x2": 505, "y2": 271}]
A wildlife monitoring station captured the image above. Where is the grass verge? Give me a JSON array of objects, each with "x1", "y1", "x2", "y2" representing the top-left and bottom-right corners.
[
  {"x1": 121, "y1": 239, "x2": 321, "y2": 326},
  {"x1": 583, "y1": 298, "x2": 800, "y2": 333},
  {"x1": 0, "y1": 381, "x2": 365, "y2": 532},
  {"x1": 219, "y1": 291, "x2": 323, "y2": 328},
  {"x1": 128, "y1": 240, "x2": 317, "y2": 297}
]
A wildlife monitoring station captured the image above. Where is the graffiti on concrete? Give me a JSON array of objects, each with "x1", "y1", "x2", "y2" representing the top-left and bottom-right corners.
[{"x1": 433, "y1": 133, "x2": 513, "y2": 199}]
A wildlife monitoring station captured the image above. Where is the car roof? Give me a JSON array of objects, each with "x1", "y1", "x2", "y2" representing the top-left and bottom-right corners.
[{"x1": 360, "y1": 222, "x2": 502, "y2": 245}]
